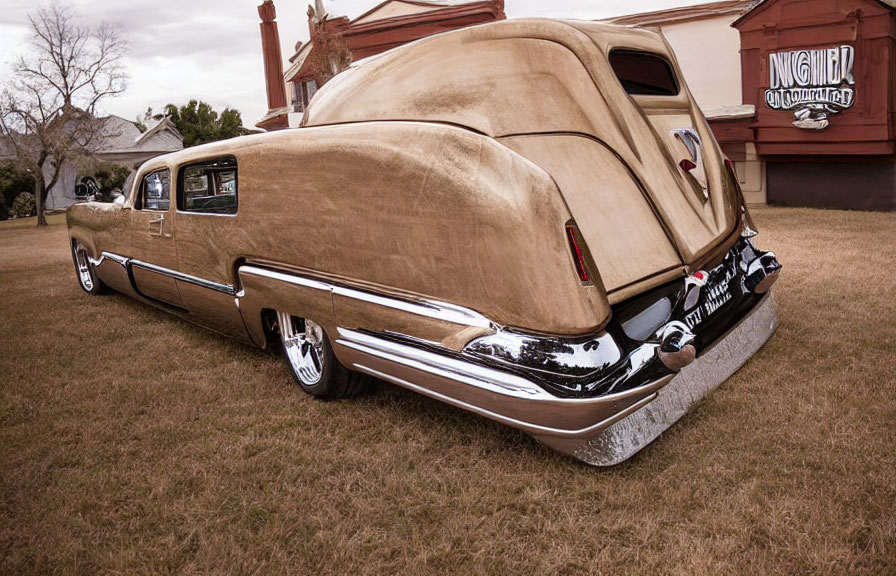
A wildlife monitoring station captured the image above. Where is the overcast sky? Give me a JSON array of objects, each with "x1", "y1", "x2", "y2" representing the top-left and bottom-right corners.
[{"x1": 0, "y1": 0, "x2": 712, "y2": 127}]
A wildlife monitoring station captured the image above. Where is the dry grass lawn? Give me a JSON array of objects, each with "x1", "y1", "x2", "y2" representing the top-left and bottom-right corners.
[{"x1": 1, "y1": 207, "x2": 894, "y2": 575}]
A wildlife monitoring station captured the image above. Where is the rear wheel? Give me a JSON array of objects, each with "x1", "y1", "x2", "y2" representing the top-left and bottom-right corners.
[
  {"x1": 275, "y1": 311, "x2": 370, "y2": 399},
  {"x1": 71, "y1": 241, "x2": 107, "y2": 295}
]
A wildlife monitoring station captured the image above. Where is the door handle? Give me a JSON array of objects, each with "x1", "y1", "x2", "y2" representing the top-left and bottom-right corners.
[{"x1": 149, "y1": 214, "x2": 164, "y2": 236}]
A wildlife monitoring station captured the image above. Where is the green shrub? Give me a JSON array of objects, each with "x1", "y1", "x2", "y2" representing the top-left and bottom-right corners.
[
  {"x1": 0, "y1": 163, "x2": 36, "y2": 209},
  {"x1": 0, "y1": 194, "x2": 8, "y2": 221},
  {"x1": 11, "y1": 192, "x2": 36, "y2": 218}
]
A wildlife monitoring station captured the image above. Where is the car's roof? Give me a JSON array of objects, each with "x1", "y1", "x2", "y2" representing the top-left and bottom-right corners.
[{"x1": 302, "y1": 18, "x2": 673, "y2": 136}]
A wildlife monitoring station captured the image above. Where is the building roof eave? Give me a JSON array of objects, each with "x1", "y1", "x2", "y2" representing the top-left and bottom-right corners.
[
  {"x1": 703, "y1": 104, "x2": 756, "y2": 121},
  {"x1": 349, "y1": 0, "x2": 463, "y2": 25},
  {"x1": 734, "y1": 0, "x2": 895, "y2": 28},
  {"x1": 605, "y1": 0, "x2": 754, "y2": 27},
  {"x1": 346, "y1": 1, "x2": 503, "y2": 34},
  {"x1": 255, "y1": 106, "x2": 291, "y2": 130},
  {"x1": 285, "y1": 43, "x2": 314, "y2": 82}
]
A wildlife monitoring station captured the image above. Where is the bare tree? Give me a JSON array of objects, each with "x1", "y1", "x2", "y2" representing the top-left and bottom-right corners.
[
  {"x1": 0, "y1": 4, "x2": 126, "y2": 226},
  {"x1": 306, "y1": 1, "x2": 352, "y2": 87}
]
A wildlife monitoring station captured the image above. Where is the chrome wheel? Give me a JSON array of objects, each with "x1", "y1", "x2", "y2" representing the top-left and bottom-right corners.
[{"x1": 277, "y1": 312, "x2": 325, "y2": 385}]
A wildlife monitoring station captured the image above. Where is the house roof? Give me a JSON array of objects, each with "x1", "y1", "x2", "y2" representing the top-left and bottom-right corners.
[
  {"x1": 97, "y1": 115, "x2": 183, "y2": 155},
  {"x1": 605, "y1": 0, "x2": 756, "y2": 26},
  {"x1": 352, "y1": 0, "x2": 477, "y2": 25},
  {"x1": 733, "y1": 0, "x2": 895, "y2": 26},
  {"x1": 284, "y1": 42, "x2": 313, "y2": 82},
  {"x1": 284, "y1": 0, "x2": 504, "y2": 83}
]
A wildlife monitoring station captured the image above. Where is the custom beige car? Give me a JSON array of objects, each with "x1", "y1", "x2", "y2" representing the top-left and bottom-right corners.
[{"x1": 67, "y1": 19, "x2": 781, "y2": 466}]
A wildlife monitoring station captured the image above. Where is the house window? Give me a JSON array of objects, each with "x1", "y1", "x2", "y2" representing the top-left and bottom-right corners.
[
  {"x1": 177, "y1": 156, "x2": 238, "y2": 215},
  {"x1": 291, "y1": 79, "x2": 320, "y2": 111},
  {"x1": 291, "y1": 81, "x2": 302, "y2": 111}
]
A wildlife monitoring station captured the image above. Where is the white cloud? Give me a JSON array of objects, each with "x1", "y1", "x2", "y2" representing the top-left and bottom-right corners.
[{"x1": 0, "y1": 0, "x2": 716, "y2": 127}]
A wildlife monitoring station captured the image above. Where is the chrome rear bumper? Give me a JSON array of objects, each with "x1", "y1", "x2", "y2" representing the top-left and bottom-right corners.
[{"x1": 333, "y1": 293, "x2": 777, "y2": 465}]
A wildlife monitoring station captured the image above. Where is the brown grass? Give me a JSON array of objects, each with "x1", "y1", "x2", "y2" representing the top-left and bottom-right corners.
[{"x1": 1, "y1": 207, "x2": 894, "y2": 575}]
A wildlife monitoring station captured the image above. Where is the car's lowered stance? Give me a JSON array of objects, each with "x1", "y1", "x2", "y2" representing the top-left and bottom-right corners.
[{"x1": 67, "y1": 19, "x2": 781, "y2": 465}]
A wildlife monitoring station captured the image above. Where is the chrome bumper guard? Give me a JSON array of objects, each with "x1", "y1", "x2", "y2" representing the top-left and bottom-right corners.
[{"x1": 546, "y1": 292, "x2": 778, "y2": 465}]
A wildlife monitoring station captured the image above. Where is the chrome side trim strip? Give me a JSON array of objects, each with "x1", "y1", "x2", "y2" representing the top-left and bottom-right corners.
[
  {"x1": 239, "y1": 265, "x2": 492, "y2": 329},
  {"x1": 129, "y1": 259, "x2": 236, "y2": 295},
  {"x1": 95, "y1": 251, "x2": 128, "y2": 267},
  {"x1": 337, "y1": 327, "x2": 548, "y2": 399},
  {"x1": 239, "y1": 265, "x2": 331, "y2": 292},
  {"x1": 332, "y1": 285, "x2": 492, "y2": 328},
  {"x1": 353, "y1": 364, "x2": 660, "y2": 438}
]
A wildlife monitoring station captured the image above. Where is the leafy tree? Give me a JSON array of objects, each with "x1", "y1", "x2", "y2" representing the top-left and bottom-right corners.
[
  {"x1": 148, "y1": 101, "x2": 245, "y2": 147},
  {"x1": 93, "y1": 163, "x2": 131, "y2": 195},
  {"x1": 0, "y1": 4, "x2": 127, "y2": 226}
]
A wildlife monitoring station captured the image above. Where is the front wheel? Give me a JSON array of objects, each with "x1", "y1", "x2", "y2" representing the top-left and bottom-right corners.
[
  {"x1": 275, "y1": 311, "x2": 370, "y2": 400},
  {"x1": 71, "y1": 241, "x2": 107, "y2": 295}
]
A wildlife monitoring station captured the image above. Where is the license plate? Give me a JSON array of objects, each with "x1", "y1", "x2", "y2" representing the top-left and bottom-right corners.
[{"x1": 683, "y1": 269, "x2": 735, "y2": 329}]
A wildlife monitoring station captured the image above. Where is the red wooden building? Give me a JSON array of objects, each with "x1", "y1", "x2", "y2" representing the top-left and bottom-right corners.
[
  {"x1": 697, "y1": 0, "x2": 895, "y2": 209},
  {"x1": 256, "y1": 0, "x2": 506, "y2": 131}
]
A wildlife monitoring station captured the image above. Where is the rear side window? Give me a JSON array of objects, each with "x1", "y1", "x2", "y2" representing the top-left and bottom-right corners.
[
  {"x1": 177, "y1": 156, "x2": 238, "y2": 214},
  {"x1": 609, "y1": 50, "x2": 679, "y2": 96}
]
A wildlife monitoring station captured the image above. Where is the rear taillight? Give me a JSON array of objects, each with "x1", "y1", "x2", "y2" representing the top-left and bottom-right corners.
[{"x1": 565, "y1": 223, "x2": 593, "y2": 285}]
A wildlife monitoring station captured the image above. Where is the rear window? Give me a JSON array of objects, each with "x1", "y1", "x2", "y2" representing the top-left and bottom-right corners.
[{"x1": 609, "y1": 50, "x2": 679, "y2": 96}]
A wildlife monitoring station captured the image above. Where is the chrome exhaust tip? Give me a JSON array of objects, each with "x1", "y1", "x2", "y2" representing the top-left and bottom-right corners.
[
  {"x1": 744, "y1": 252, "x2": 781, "y2": 294},
  {"x1": 657, "y1": 322, "x2": 697, "y2": 371}
]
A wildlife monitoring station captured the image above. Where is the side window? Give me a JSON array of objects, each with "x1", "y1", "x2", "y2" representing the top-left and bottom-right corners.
[
  {"x1": 140, "y1": 169, "x2": 171, "y2": 211},
  {"x1": 177, "y1": 156, "x2": 238, "y2": 215}
]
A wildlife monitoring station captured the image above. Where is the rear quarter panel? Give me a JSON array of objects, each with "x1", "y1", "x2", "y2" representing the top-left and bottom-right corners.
[
  {"x1": 66, "y1": 202, "x2": 134, "y2": 295},
  {"x1": 228, "y1": 123, "x2": 611, "y2": 338}
]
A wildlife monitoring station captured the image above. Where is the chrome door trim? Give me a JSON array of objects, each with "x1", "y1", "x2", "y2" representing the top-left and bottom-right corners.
[
  {"x1": 131, "y1": 259, "x2": 236, "y2": 295},
  {"x1": 96, "y1": 251, "x2": 236, "y2": 295}
]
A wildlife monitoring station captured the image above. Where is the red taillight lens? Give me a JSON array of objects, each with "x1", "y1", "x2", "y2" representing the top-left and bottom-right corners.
[
  {"x1": 724, "y1": 156, "x2": 736, "y2": 175},
  {"x1": 566, "y1": 224, "x2": 591, "y2": 284}
]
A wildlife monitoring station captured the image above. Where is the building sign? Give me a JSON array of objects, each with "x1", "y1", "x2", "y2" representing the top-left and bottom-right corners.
[{"x1": 764, "y1": 45, "x2": 855, "y2": 130}]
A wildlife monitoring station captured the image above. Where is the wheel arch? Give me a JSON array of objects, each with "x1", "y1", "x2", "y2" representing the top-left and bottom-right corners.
[{"x1": 236, "y1": 263, "x2": 339, "y2": 350}]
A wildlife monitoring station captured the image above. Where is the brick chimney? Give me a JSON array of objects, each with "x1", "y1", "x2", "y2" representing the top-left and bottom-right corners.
[{"x1": 258, "y1": 0, "x2": 287, "y2": 112}]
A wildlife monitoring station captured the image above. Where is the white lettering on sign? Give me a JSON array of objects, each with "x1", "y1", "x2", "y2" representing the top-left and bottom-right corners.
[{"x1": 764, "y1": 45, "x2": 855, "y2": 131}]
